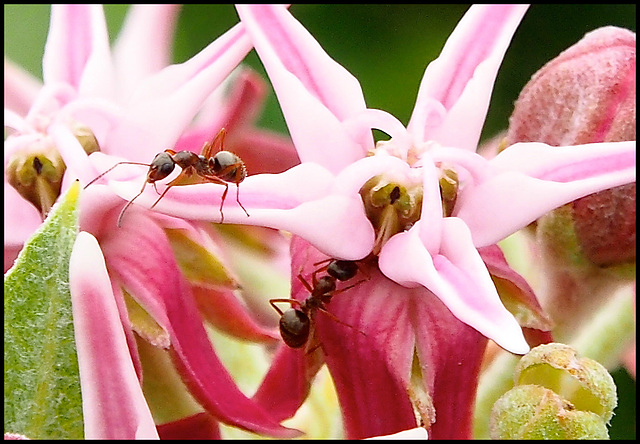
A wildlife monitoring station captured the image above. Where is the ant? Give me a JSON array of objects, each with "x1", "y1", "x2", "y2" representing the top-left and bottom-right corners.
[
  {"x1": 269, "y1": 259, "x2": 367, "y2": 351},
  {"x1": 84, "y1": 128, "x2": 249, "y2": 227}
]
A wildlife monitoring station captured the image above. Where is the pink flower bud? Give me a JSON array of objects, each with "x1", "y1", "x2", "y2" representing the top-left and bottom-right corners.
[{"x1": 507, "y1": 26, "x2": 636, "y2": 267}]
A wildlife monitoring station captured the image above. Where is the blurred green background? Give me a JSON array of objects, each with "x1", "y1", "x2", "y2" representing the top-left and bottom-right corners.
[{"x1": 4, "y1": 4, "x2": 636, "y2": 439}]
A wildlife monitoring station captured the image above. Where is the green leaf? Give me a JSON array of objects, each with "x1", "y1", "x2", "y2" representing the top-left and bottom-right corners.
[{"x1": 4, "y1": 181, "x2": 83, "y2": 439}]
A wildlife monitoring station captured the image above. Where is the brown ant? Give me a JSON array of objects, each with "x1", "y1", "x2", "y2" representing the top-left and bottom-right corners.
[
  {"x1": 84, "y1": 128, "x2": 249, "y2": 227},
  {"x1": 269, "y1": 259, "x2": 367, "y2": 351}
]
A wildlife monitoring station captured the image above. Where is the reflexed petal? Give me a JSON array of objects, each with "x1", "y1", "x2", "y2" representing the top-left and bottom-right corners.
[
  {"x1": 456, "y1": 141, "x2": 636, "y2": 247},
  {"x1": 412, "y1": 291, "x2": 487, "y2": 439},
  {"x1": 408, "y1": 5, "x2": 529, "y2": 150},
  {"x1": 379, "y1": 219, "x2": 529, "y2": 355},
  {"x1": 69, "y1": 232, "x2": 158, "y2": 439},
  {"x1": 236, "y1": 4, "x2": 372, "y2": 171},
  {"x1": 319, "y1": 268, "x2": 418, "y2": 439}
]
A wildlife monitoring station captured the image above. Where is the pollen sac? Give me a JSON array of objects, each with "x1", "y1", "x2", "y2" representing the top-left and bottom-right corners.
[
  {"x1": 360, "y1": 175, "x2": 423, "y2": 254},
  {"x1": 439, "y1": 166, "x2": 459, "y2": 217},
  {"x1": 6, "y1": 142, "x2": 66, "y2": 219},
  {"x1": 71, "y1": 122, "x2": 100, "y2": 155}
]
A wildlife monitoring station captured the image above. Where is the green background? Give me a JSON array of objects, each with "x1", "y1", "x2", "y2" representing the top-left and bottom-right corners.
[{"x1": 4, "y1": 4, "x2": 636, "y2": 439}]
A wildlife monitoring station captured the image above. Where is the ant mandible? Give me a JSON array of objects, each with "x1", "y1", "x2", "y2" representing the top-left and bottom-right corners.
[
  {"x1": 84, "y1": 128, "x2": 249, "y2": 227},
  {"x1": 269, "y1": 259, "x2": 366, "y2": 350}
]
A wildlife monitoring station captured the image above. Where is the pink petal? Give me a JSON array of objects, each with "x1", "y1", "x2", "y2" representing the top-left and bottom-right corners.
[
  {"x1": 408, "y1": 5, "x2": 529, "y2": 150},
  {"x1": 69, "y1": 232, "x2": 158, "y2": 439},
  {"x1": 456, "y1": 141, "x2": 636, "y2": 247},
  {"x1": 99, "y1": 212, "x2": 298, "y2": 437},
  {"x1": 43, "y1": 5, "x2": 115, "y2": 99},
  {"x1": 236, "y1": 5, "x2": 372, "y2": 172},
  {"x1": 107, "y1": 162, "x2": 376, "y2": 260},
  {"x1": 4, "y1": 58, "x2": 42, "y2": 116},
  {"x1": 107, "y1": 22, "x2": 252, "y2": 160},
  {"x1": 112, "y1": 5, "x2": 181, "y2": 96},
  {"x1": 379, "y1": 219, "x2": 529, "y2": 355}
]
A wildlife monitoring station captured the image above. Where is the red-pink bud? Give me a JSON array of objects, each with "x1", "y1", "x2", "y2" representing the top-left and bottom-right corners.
[{"x1": 507, "y1": 26, "x2": 636, "y2": 268}]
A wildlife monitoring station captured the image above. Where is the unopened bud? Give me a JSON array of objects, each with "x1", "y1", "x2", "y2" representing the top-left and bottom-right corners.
[{"x1": 508, "y1": 26, "x2": 636, "y2": 270}]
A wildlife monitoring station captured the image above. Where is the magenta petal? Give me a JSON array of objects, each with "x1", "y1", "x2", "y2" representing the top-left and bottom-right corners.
[
  {"x1": 412, "y1": 292, "x2": 487, "y2": 439},
  {"x1": 100, "y1": 212, "x2": 298, "y2": 437},
  {"x1": 69, "y1": 232, "x2": 158, "y2": 439},
  {"x1": 457, "y1": 140, "x2": 636, "y2": 247},
  {"x1": 252, "y1": 345, "x2": 323, "y2": 423},
  {"x1": 236, "y1": 5, "x2": 372, "y2": 172},
  {"x1": 318, "y1": 269, "x2": 418, "y2": 439},
  {"x1": 379, "y1": 219, "x2": 529, "y2": 354},
  {"x1": 408, "y1": 5, "x2": 528, "y2": 150},
  {"x1": 157, "y1": 412, "x2": 221, "y2": 440}
]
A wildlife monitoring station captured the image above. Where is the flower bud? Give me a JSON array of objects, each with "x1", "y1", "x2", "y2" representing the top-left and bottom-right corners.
[
  {"x1": 507, "y1": 26, "x2": 636, "y2": 269},
  {"x1": 490, "y1": 343, "x2": 616, "y2": 439}
]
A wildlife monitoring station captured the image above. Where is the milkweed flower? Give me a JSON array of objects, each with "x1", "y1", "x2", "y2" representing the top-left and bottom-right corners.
[
  {"x1": 4, "y1": 4, "x2": 298, "y2": 439},
  {"x1": 232, "y1": 4, "x2": 634, "y2": 439}
]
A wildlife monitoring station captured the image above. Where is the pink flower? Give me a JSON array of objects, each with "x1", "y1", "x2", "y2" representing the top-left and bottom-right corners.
[
  {"x1": 230, "y1": 4, "x2": 632, "y2": 439},
  {"x1": 5, "y1": 5, "x2": 297, "y2": 439}
]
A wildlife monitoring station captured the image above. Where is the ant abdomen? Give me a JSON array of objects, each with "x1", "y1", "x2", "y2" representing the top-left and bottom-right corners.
[{"x1": 279, "y1": 309, "x2": 311, "y2": 348}]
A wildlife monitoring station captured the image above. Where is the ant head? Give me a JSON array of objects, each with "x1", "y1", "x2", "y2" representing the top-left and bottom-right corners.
[
  {"x1": 211, "y1": 151, "x2": 247, "y2": 184},
  {"x1": 147, "y1": 152, "x2": 176, "y2": 182},
  {"x1": 279, "y1": 309, "x2": 311, "y2": 348},
  {"x1": 327, "y1": 260, "x2": 359, "y2": 282}
]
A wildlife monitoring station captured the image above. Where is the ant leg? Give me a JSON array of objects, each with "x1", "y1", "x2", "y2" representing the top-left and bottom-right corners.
[
  {"x1": 316, "y1": 305, "x2": 367, "y2": 337},
  {"x1": 296, "y1": 274, "x2": 315, "y2": 293},
  {"x1": 116, "y1": 182, "x2": 148, "y2": 228},
  {"x1": 269, "y1": 298, "x2": 302, "y2": 316},
  {"x1": 150, "y1": 185, "x2": 173, "y2": 209},
  {"x1": 219, "y1": 183, "x2": 229, "y2": 223},
  {"x1": 236, "y1": 183, "x2": 250, "y2": 218}
]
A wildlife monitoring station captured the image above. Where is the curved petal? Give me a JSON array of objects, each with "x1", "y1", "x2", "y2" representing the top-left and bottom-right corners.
[
  {"x1": 69, "y1": 232, "x2": 158, "y2": 439},
  {"x1": 236, "y1": 4, "x2": 372, "y2": 172},
  {"x1": 457, "y1": 141, "x2": 636, "y2": 247},
  {"x1": 112, "y1": 5, "x2": 181, "y2": 96},
  {"x1": 99, "y1": 212, "x2": 298, "y2": 437},
  {"x1": 107, "y1": 22, "x2": 252, "y2": 160},
  {"x1": 44, "y1": 5, "x2": 115, "y2": 99},
  {"x1": 408, "y1": 5, "x2": 529, "y2": 150},
  {"x1": 379, "y1": 219, "x2": 529, "y2": 355}
]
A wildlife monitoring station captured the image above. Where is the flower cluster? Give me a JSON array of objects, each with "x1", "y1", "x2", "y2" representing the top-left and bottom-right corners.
[{"x1": 4, "y1": 4, "x2": 635, "y2": 440}]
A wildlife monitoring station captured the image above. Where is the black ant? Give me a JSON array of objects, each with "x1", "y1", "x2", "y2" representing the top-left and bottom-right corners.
[
  {"x1": 269, "y1": 259, "x2": 366, "y2": 351},
  {"x1": 84, "y1": 128, "x2": 249, "y2": 227}
]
